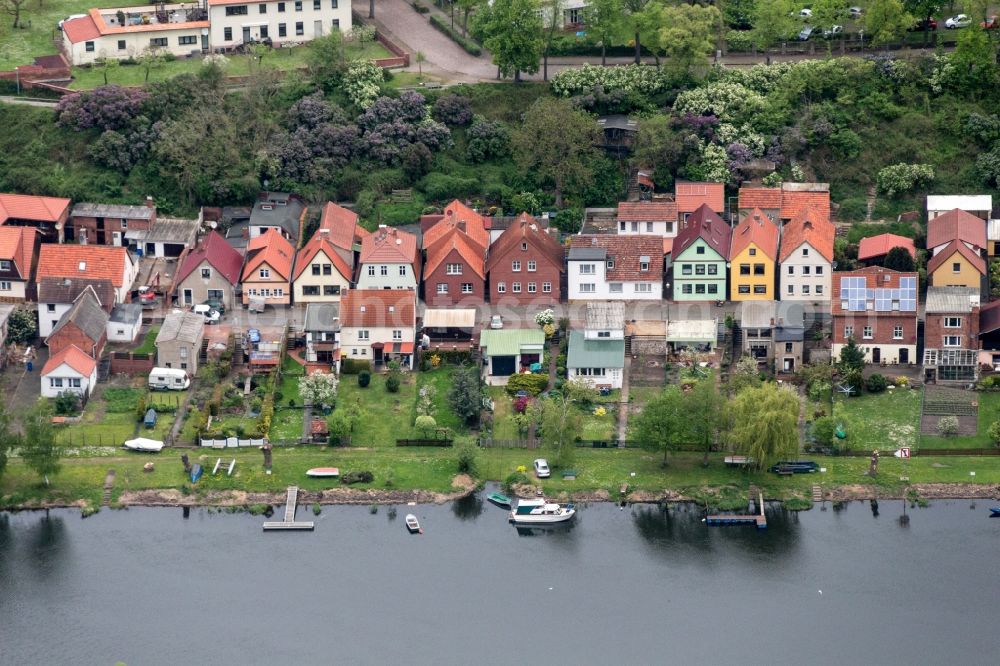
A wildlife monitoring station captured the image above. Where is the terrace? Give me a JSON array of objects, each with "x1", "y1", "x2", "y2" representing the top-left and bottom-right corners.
[{"x1": 97, "y1": 4, "x2": 207, "y2": 29}]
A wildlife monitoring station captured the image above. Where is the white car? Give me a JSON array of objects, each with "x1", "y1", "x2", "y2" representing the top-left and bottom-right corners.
[
  {"x1": 798, "y1": 8, "x2": 812, "y2": 19},
  {"x1": 533, "y1": 458, "x2": 551, "y2": 479},
  {"x1": 945, "y1": 14, "x2": 971, "y2": 29},
  {"x1": 489, "y1": 315, "x2": 503, "y2": 329},
  {"x1": 192, "y1": 303, "x2": 221, "y2": 324},
  {"x1": 823, "y1": 25, "x2": 843, "y2": 38},
  {"x1": 848, "y1": 6, "x2": 863, "y2": 19}
]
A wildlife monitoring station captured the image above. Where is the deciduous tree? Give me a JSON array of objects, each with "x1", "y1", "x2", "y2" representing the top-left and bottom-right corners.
[
  {"x1": 479, "y1": 0, "x2": 543, "y2": 82},
  {"x1": 727, "y1": 383, "x2": 799, "y2": 470},
  {"x1": 750, "y1": 0, "x2": 796, "y2": 51},
  {"x1": 684, "y1": 378, "x2": 724, "y2": 465},
  {"x1": 631, "y1": 386, "x2": 687, "y2": 466},
  {"x1": 585, "y1": 0, "x2": 623, "y2": 66},
  {"x1": 22, "y1": 400, "x2": 60, "y2": 485},
  {"x1": 534, "y1": 394, "x2": 580, "y2": 468},
  {"x1": 299, "y1": 372, "x2": 339, "y2": 407},
  {"x1": 621, "y1": 0, "x2": 654, "y2": 64},
  {"x1": 1, "y1": 0, "x2": 29, "y2": 29},
  {"x1": 650, "y1": 2, "x2": 721, "y2": 76},
  {"x1": 862, "y1": 0, "x2": 911, "y2": 46},
  {"x1": 5, "y1": 307, "x2": 37, "y2": 344},
  {"x1": 882, "y1": 246, "x2": 916, "y2": 271}
]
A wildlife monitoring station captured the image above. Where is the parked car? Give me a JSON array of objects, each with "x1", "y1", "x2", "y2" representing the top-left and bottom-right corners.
[
  {"x1": 945, "y1": 14, "x2": 971, "y2": 29},
  {"x1": 847, "y1": 6, "x2": 863, "y2": 19},
  {"x1": 769, "y1": 461, "x2": 820, "y2": 474},
  {"x1": 489, "y1": 315, "x2": 503, "y2": 329},
  {"x1": 202, "y1": 297, "x2": 226, "y2": 315},
  {"x1": 981, "y1": 16, "x2": 998, "y2": 29},
  {"x1": 907, "y1": 18, "x2": 937, "y2": 31},
  {"x1": 192, "y1": 303, "x2": 221, "y2": 324},
  {"x1": 533, "y1": 458, "x2": 551, "y2": 479},
  {"x1": 823, "y1": 25, "x2": 843, "y2": 38},
  {"x1": 797, "y1": 8, "x2": 812, "y2": 19},
  {"x1": 798, "y1": 25, "x2": 818, "y2": 40}
]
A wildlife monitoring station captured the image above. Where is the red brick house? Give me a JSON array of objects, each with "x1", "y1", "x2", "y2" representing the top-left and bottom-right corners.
[
  {"x1": 0, "y1": 192, "x2": 72, "y2": 242},
  {"x1": 421, "y1": 200, "x2": 490, "y2": 249},
  {"x1": 69, "y1": 198, "x2": 156, "y2": 246},
  {"x1": 0, "y1": 226, "x2": 40, "y2": 302},
  {"x1": 46, "y1": 287, "x2": 109, "y2": 359},
  {"x1": 486, "y1": 213, "x2": 564, "y2": 305},
  {"x1": 832, "y1": 266, "x2": 918, "y2": 365},
  {"x1": 922, "y1": 286, "x2": 980, "y2": 383},
  {"x1": 424, "y1": 226, "x2": 486, "y2": 306}
]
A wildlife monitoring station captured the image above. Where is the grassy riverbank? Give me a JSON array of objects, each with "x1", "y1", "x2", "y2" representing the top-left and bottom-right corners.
[{"x1": 4, "y1": 446, "x2": 1000, "y2": 511}]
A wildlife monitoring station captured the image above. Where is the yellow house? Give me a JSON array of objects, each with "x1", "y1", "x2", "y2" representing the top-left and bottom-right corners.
[
  {"x1": 928, "y1": 240, "x2": 986, "y2": 290},
  {"x1": 729, "y1": 208, "x2": 779, "y2": 301},
  {"x1": 292, "y1": 235, "x2": 353, "y2": 304}
]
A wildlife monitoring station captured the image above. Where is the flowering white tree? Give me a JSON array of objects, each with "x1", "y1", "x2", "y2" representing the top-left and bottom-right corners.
[
  {"x1": 534, "y1": 308, "x2": 555, "y2": 327},
  {"x1": 299, "y1": 372, "x2": 339, "y2": 407}
]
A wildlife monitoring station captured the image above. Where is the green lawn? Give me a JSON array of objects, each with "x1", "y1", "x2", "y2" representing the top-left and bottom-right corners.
[
  {"x1": 134, "y1": 326, "x2": 159, "y2": 355},
  {"x1": 269, "y1": 356, "x2": 305, "y2": 442},
  {"x1": 68, "y1": 40, "x2": 392, "y2": 89},
  {"x1": 0, "y1": 0, "x2": 96, "y2": 70},
  {"x1": 579, "y1": 403, "x2": 616, "y2": 440},
  {"x1": 833, "y1": 387, "x2": 922, "y2": 451},
  {"x1": 337, "y1": 371, "x2": 418, "y2": 448},
  {"x1": 920, "y1": 391, "x2": 1000, "y2": 449}
]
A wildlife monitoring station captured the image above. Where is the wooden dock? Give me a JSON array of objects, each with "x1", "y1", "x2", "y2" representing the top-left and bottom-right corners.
[
  {"x1": 262, "y1": 486, "x2": 315, "y2": 531},
  {"x1": 705, "y1": 490, "x2": 767, "y2": 529}
]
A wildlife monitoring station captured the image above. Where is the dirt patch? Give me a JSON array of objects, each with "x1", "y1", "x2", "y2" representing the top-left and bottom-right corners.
[{"x1": 451, "y1": 474, "x2": 474, "y2": 490}]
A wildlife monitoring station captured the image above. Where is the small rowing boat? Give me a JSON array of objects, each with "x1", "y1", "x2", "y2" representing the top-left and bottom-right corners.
[
  {"x1": 487, "y1": 492, "x2": 512, "y2": 508},
  {"x1": 405, "y1": 513, "x2": 422, "y2": 534},
  {"x1": 306, "y1": 467, "x2": 340, "y2": 478},
  {"x1": 990, "y1": 507, "x2": 1000, "y2": 517}
]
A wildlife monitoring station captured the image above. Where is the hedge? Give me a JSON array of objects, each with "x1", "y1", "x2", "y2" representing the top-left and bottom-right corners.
[
  {"x1": 428, "y1": 15, "x2": 482, "y2": 56},
  {"x1": 341, "y1": 358, "x2": 372, "y2": 375}
]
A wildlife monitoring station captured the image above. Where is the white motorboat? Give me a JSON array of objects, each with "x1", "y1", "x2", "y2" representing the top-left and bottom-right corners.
[
  {"x1": 509, "y1": 498, "x2": 576, "y2": 524},
  {"x1": 123, "y1": 437, "x2": 164, "y2": 452}
]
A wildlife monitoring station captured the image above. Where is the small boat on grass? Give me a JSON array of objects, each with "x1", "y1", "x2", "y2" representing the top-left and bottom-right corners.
[
  {"x1": 509, "y1": 498, "x2": 575, "y2": 525},
  {"x1": 123, "y1": 437, "x2": 164, "y2": 453},
  {"x1": 405, "y1": 514, "x2": 422, "y2": 534},
  {"x1": 306, "y1": 467, "x2": 340, "y2": 478},
  {"x1": 190, "y1": 464, "x2": 203, "y2": 483},
  {"x1": 487, "y1": 492, "x2": 512, "y2": 508},
  {"x1": 990, "y1": 507, "x2": 1000, "y2": 517}
]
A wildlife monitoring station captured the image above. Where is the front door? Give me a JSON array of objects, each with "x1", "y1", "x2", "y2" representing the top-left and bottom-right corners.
[
  {"x1": 242, "y1": 27, "x2": 251, "y2": 43},
  {"x1": 872, "y1": 347, "x2": 881, "y2": 363},
  {"x1": 314, "y1": 20, "x2": 323, "y2": 38},
  {"x1": 783, "y1": 358, "x2": 794, "y2": 373},
  {"x1": 373, "y1": 347, "x2": 384, "y2": 365},
  {"x1": 112, "y1": 231, "x2": 122, "y2": 246},
  {"x1": 201, "y1": 33, "x2": 208, "y2": 52},
  {"x1": 183, "y1": 289, "x2": 193, "y2": 306},
  {"x1": 899, "y1": 348, "x2": 909, "y2": 364}
]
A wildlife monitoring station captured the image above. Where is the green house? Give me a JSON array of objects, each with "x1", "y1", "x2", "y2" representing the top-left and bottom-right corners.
[{"x1": 671, "y1": 204, "x2": 731, "y2": 301}]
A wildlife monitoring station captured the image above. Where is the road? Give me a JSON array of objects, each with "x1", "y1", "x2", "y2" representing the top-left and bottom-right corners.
[{"x1": 0, "y1": 96, "x2": 58, "y2": 107}]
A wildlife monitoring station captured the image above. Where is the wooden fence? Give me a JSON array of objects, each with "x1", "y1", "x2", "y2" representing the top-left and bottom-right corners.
[
  {"x1": 109, "y1": 352, "x2": 154, "y2": 375},
  {"x1": 396, "y1": 438, "x2": 454, "y2": 447}
]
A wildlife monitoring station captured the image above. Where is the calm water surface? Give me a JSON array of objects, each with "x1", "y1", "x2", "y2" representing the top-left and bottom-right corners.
[{"x1": 1, "y1": 497, "x2": 998, "y2": 665}]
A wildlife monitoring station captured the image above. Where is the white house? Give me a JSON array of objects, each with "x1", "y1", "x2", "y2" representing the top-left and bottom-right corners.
[
  {"x1": 927, "y1": 195, "x2": 993, "y2": 221},
  {"x1": 36, "y1": 244, "x2": 137, "y2": 309},
  {"x1": 37, "y1": 279, "x2": 115, "y2": 338},
  {"x1": 40, "y1": 344, "x2": 98, "y2": 398},
  {"x1": 340, "y1": 289, "x2": 416, "y2": 369},
  {"x1": 62, "y1": 6, "x2": 210, "y2": 66},
  {"x1": 616, "y1": 201, "x2": 678, "y2": 237},
  {"x1": 355, "y1": 227, "x2": 420, "y2": 291},
  {"x1": 208, "y1": 0, "x2": 351, "y2": 50},
  {"x1": 107, "y1": 303, "x2": 143, "y2": 343},
  {"x1": 567, "y1": 302, "x2": 626, "y2": 390},
  {"x1": 779, "y1": 205, "x2": 835, "y2": 302},
  {"x1": 567, "y1": 236, "x2": 663, "y2": 301}
]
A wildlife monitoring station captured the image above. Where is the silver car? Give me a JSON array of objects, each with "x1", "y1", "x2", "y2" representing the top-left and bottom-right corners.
[{"x1": 534, "y1": 458, "x2": 551, "y2": 478}]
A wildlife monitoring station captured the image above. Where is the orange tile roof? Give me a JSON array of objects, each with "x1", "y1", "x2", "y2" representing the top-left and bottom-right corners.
[
  {"x1": 36, "y1": 244, "x2": 129, "y2": 287},
  {"x1": 675, "y1": 181, "x2": 724, "y2": 214},
  {"x1": 738, "y1": 187, "x2": 782, "y2": 210},
  {"x1": 317, "y1": 202, "x2": 361, "y2": 252},
  {"x1": 779, "y1": 205, "x2": 834, "y2": 263},
  {"x1": 730, "y1": 208, "x2": 779, "y2": 260},
  {"x1": 242, "y1": 229, "x2": 294, "y2": 281},
  {"x1": 360, "y1": 226, "x2": 419, "y2": 265},
  {"x1": 663, "y1": 238, "x2": 673, "y2": 255},
  {"x1": 42, "y1": 344, "x2": 96, "y2": 377},
  {"x1": 617, "y1": 200, "x2": 678, "y2": 222},
  {"x1": 293, "y1": 236, "x2": 353, "y2": 282},
  {"x1": 341, "y1": 289, "x2": 416, "y2": 328},
  {"x1": 423, "y1": 200, "x2": 489, "y2": 250},
  {"x1": 927, "y1": 239, "x2": 987, "y2": 276},
  {"x1": 61, "y1": 15, "x2": 100, "y2": 42},
  {"x1": 780, "y1": 190, "x2": 830, "y2": 221},
  {"x1": 0, "y1": 193, "x2": 70, "y2": 224},
  {"x1": 857, "y1": 233, "x2": 916, "y2": 261},
  {"x1": 425, "y1": 226, "x2": 486, "y2": 279},
  {"x1": 927, "y1": 208, "x2": 986, "y2": 250},
  {"x1": 0, "y1": 226, "x2": 37, "y2": 278}
]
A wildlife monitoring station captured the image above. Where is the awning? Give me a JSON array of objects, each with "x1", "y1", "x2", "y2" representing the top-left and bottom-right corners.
[
  {"x1": 423, "y1": 308, "x2": 476, "y2": 328},
  {"x1": 666, "y1": 319, "x2": 717, "y2": 343},
  {"x1": 393, "y1": 342, "x2": 414, "y2": 354}
]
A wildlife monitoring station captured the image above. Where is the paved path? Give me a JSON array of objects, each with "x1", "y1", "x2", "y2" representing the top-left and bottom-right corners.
[{"x1": 0, "y1": 96, "x2": 59, "y2": 107}]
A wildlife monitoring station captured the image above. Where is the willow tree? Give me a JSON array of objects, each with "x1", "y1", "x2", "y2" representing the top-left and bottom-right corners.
[{"x1": 728, "y1": 383, "x2": 799, "y2": 470}]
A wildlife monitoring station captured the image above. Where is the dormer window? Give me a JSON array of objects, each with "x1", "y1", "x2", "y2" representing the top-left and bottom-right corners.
[
  {"x1": 639, "y1": 256, "x2": 650, "y2": 272},
  {"x1": 606, "y1": 259, "x2": 614, "y2": 269},
  {"x1": 521, "y1": 242, "x2": 528, "y2": 251},
  {"x1": 78, "y1": 261, "x2": 86, "y2": 271},
  {"x1": 261, "y1": 204, "x2": 273, "y2": 211}
]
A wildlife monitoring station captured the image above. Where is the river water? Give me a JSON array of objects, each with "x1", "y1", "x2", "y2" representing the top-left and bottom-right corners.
[{"x1": 1, "y1": 497, "x2": 998, "y2": 665}]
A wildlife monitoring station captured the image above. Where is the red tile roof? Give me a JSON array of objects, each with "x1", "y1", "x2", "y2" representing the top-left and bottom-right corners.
[
  {"x1": 242, "y1": 229, "x2": 294, "y2": 281},
  {"x1": 980, "y1": 300, "x2": 1000, "y2": 334},
  {"x1": 617, "y1": 200, "x2": 678, "y2": 222},
  {"x1": 675, "y1": 181, "x2": 724, "y2": 214},
  {"x1": 0, "y1": 226, "x2": 37, "y2": 278},
  {"x1": 730, "y1": 207, "x2": 779, "y2": 260},
  {"x1": 425, "y1": 226, "x2": 486, "y2": 279},
  {"x1": 673, "y1": 204, "x2": 731, "y2": 259},
  {"x1": 341, "y1": 289, "x2": 416, "y2": 328},
  {"x1": 293, "y1": 236, "x2": 353, "y2": 282},
  {"x1": 36, "y1": 244, "x2": 130, "y2": 287},
  {"x1": 0, "y1": 193, "x2": 70, "y2": 224},
  {"x1": 41, "y1": 344, "x2": 96, "y2": 377},
  {"x1": 360, "y1": 226, "x2": 419, "y2": 265},
  {"x1": 63, "y1": 8, "x2": 209, "y2": 43},
  {"x1": 857, "y1": 233, "x2": 917, "y2": 261},
  {"x1": 927, "y1": 239, "x2": 987, "y2": 276},
  {"x1": 927, "y1": 208, "x2": 987, "y2": 250},
  {"x1": 780, "y1": 190, "x2": 830, "y2": 221},
  {"x1": 486, "y1": 213, "x2": 565, "y2": 274},
  {"x1": 779, "y1": 205, "x2": 834, "y2": 262},
  {"x1": 317, "y1": 202, "x2": 362, "y2": 252},
  {"x1": 61, "y1": 15, "x2": 100, "y2": 43},
  {"x1": 569, "y1": 236, "x2": 664, "y2": 281},
  {"x1": 423, "y1": 200, "x2": 490, "y2": 250},
  {"x1": 175, "y1": 230, "x2": 243, "y2": 286},
  {"x1": 738, "y1": 187, "x2": 782, "y2": 211}
]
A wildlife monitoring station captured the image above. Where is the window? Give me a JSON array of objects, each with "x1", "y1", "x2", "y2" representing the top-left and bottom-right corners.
[
  {"x1": 785, "y1": 342, "x2": 793, "y2": 353},
  {"x1": 527, "y1": 282, "x2": 536, "y2": 293},
  {"x1": 323, "y1": 285, "x2": 339, "y2": 296},
  {"x1": 639, "y1": 261, "x2": 649, "y2": 271},
  {"x1": 753, "y1": 264, "x2": 765, "y2": 275},
  {"x1": 361, "y1": 348, "x2": 367, "y2": 356},
  {"x1": 740, "y1": 264, "x2": 750, "y2": 275},
  {"x1": 224, "y1": 27, "x2": 233, "y2": 40},
  {"x1": 787, "y1": 284, "x2": 794, "y2": 295},
  {"x1": 753, "y1": 285, "x2": 767, "y2": 294},
  {"x1": 863, "y1": 326, "x2": 873, "y2": 339},
  {"x1": 0, "y1": 281, "x2": 9, "y2": 291},
  {"x1": 893, "y1": 326, "x2": 904, "y2": 340},
  {"x1": 512, "y1": 260, "x2": 521, "y2": 272},
  {"x1": 446, "y1": 263, "x2": 462, "y2": 275},
  {"x1": 512, "y1": 282, "x2": 521, "y2": 293},
  {"x1": 542, "y1": 282, "x2": 551, "y2": 293},
  {"x1": 179, "y1": 35, "x2": 197, "y2": 45},
  {"x1": 118, "y1": 40, "x2": 126, "y2": 50},
  {"x1": 802, "y1": 285, "x2": 810, "y2": 294},
  {"x1": 619, "y1": 221, "x2": 626, "y2": 232},
  {"x1": 358, "y1": 330, "x2": 369, "y2": 340},
  {"x1": 681, "y1": 264, "x2": 693, "y2": 276},
  {"x1": 296, "y1": 21, "x2": 304, "y2": 35},
  {"x1": 50, "y1": 378, "x2": 63, "y2": 388},
  {"x1": 738, "y1": 285, "x2": 750, "y2": 294},
  {"x1": 200, "y1": 267, "x2": 211, "y2": 280},
  {"x1": 380, "y1": 265, "x2": 388, "y2": 276},
  {"x1": 635, "y1": 283, "x2": 652, "y2": 293},
  {"x1": 436, "y1": 283, "x2": 448, "y2": 294},
  {"x1": 47, "y1": 304, "x2": 56, "y2": 313},
  {"x1": 392, "y1": 330, "x2": 402, "y2": 341},
  {"x1": 225, "y1": 5, "x2": 249, "y2": 16},
  {"x1": 815, "y1": 266, "x2": 823, "y2": 275},
  {"x1": 367, "y1": 265, "x2": 375, "y2": 276},
  {"x1": 845, "y1": 326, "x2": 854, "y2": 338},
  {"x1": 944, "y1": 335, "x2": 961, "y2": 347},
  {"x1": 749, "y1": 248, "x2": 757, "y2": 256},
  {"x1": 944, "y1": 317, "x2": 961, "y2": 328},
  {"x1": 303, "y1": 285, "x2": 320, "y2": 296},
  {"x1": 497, "y1": 282, "x2": 506, "y2": 293},
  {"x1": 398, "y1": 265, "x2": 406, "y2": 276},
  {"x1": 802, "y1": 266, "x2": 810, "y2": 275},
  {"x1": 950, "y1": 261, "x2": 964, "y2": 273},
  {"x1": 695, "y1": 265, "x2": 705, "y2": 275},
  {"x1": 597, "y1": 331, "x2": 610, "y2": 338},
  {"x1": 707, "y1": 284, "x2": 718, "y2": 294},
  {"x1": 69, "y1": 378, "x2": 82, "y2": 389},
  {"x1": 314, "y1": 0, "x2": 321, "y2": 8},
  {"x1": 85, "y1": 41, "x2": 95, "y2": 52},
  {"x1": 682, "y1": 284, "x2": 693, "y2": 294},
  {"x1": 295, "y1": 0, "x2": 302, "y2": 9},
  {"x1": 279, "y1": 23, "x2": 287, "y2": 36},
  {"x1": 150, "y1": 37, "x2": 168, "y2": 47},
  {"x1": 606, "y1": 259, "x2": 615, "y2": 269},
  {"x1": 609, "y1": 283, "x2": 623, "y2": 293},
  {"x1": 696, "y1": 245, "x2": 705, "y2": 255},
  {"x1": 665, "y1": 222, "x2": 674, "y2": 234},
  {"x1": 351, "y1": 348, "x2": 357, "y2": 356},
  {"x1": 461, "y1": 283, "x2": 473, "y2": 293},
  {"x1": 527, "y1": 260, "x2": 536, "y2": 272},
  {"x1": 802, "y1": 248, "x2": 809, "y2": 256},
  {"x1": 331, "y1": 0, "x2": 338, "y2": 8},
  {"x1": 521, "y1": 242, "x2": 528, "y2": 251},
  {"x1": 579, "y1": 264, "x2": 594, "y2": 275},
  {"x1": 787, "y1": 265, "x2": 794, "y2": 275},
  {"x1": 278, "y1": 1, "x2": 285, "y2": 10},
  {"x1": 179, "y1": 347, "x2": 188, "y2": 359},
  {"x1": 646, "y1": 222, "x2": 653, "y2": 232},
  {"x1": 816, "y1": 285, "x2": 823, "y2": 295},
  {"x1": 580, "y1": 284, "x2": 595, "y2": 293},
  {"x1": 707, "y1": 265, "x2": 717, "y2": 275},
  {"x1": 312, "y1": 264, "x2": 321, "y2": 276},
  {"x1": 259, "y1": 268, "x2": 270, "y2": 279},
  {"x1": 260, "y1": 26, "x2": 269, "y2": 38},
  {"x1": 697, "y1": 284, "x2": 708, "y2": 294},
  {"x1": 630, "y1": 222, "x2": 638, "y2": 232},
  {"x1": 260, "y1": 3, "x2": 267, "y2": 12}
]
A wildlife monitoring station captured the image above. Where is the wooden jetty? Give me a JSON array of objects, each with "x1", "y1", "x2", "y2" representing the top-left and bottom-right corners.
[
  {"x1": 262, "y1": 486, "x2": 315, "y2": 531},
  {"x1": 705, "y1": 490, "x2": 767, "y2": 529}
]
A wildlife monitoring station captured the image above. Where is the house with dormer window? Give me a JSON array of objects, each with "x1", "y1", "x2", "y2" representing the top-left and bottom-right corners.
[
  {"x1": 567, "y1": 235, "x2": 663, "y2": 301},
  {"x1": 356, "y1": 226, "x2": 420, "y2": 291},
  {"x1": 670, "y1": 204, "x2": 730, "y2": 301},
  {"x1": 241, "y1": 229, "x2": 294, "y2": 307}
]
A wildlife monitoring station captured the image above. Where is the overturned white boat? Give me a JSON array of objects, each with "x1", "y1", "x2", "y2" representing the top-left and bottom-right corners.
[
  {"x1": 123, "y1": 437, "x2": 164, "y2": 453},
  {"x1": 509, "y1": 498, "x2": 575, "y2": 525}
]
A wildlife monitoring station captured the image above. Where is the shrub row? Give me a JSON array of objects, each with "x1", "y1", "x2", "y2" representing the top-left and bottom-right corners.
[
  {"x1": 428, "y1": 15, "x2": 482, "y2": 56},
  {"x1": 341, "y1": 358, "x2": 372, "y2": 375}
]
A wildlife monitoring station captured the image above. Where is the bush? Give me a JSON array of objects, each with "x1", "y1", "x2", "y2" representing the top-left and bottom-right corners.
[
  {"x1": 988, "y1": 420, "x2": 1000, "y2": 446},
  {"x1": 343, "y1": 60, "x2": 385, "y2": 109},
  {"x1": 431, "y1": 94, "x2": 473, "y2": 126},
  {"x1": 341, "y1": 359, "x2": 372, "y2": 375},
  {"x1": 876, "y1": 163, "x2": 935, "y2": 197},
  {"x1": 503, "y1": 470, "x2": 530, "y2": 493},
  {"x1": 504, "y1": 373, "x2": 549, "y2": 396},
  {"x1": 726, "y1": 29, "x2": 752, "y2": 52},
  {"x1": 358, "y1": 370, "x2": 371, "y2": 387},
  {"x1": 866, "y1": 374, "x2": 889, "y2": 393},
  {"x1": 811, "y1": 416, "x2": 836, "y2": 449},
  {"x1": 456, "y1": 444, "x2": 477, "y2": 475},
  {"x1": 428, "y1": 15, "x2": 482, "y2": 56},
  {"x1": 386, "y1": 373, "x2": 401, "y2": 393},
  {"x1": 420, "y1": 172, "x2": 480, "y2": 201},
  {"x1": 412, "y1": 1, "x2": 429, "y2": 13},
  {"x1": 465, "y1": 115, "x2": 511, "y2": 163},
  {"x1": 893, "y1": 376, "x2": 909, "y2": 387},
  {"x1": 415, "y1": 414, "x2": 437, "y2": 435},
  {"x1": 341, "y1": 471, "x2": 375, "y2": 484},
  {"x1": 551, "y1": 63, "x2": 666, "y2": 98},
  {"x1": 978, "y1": 375, "x2": 1000, "y2": 390},
  {"x1": 937, "y1": 415, "x2": 959, "y2": 437},
  {"x1": 53, "y1": 391, "x2": 81, "y2": 416}
]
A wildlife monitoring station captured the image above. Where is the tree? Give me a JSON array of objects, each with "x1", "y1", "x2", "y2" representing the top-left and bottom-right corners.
[
  {"x1": 298, "y1": 372, "x2": 339, "y2": 407},
  {"x1": 0, "y1": 401, "x2": 18, "y2": 485},
  {"x1": 631, "y1": 386, "x2": 687, "y2": 466},
  {"x1": 838, "y1": 338, "x2": 867, "y2": 373},
  {"x1": 456, "y1": 0, "x2": 482, "y2": 36},
  {"x1": 951, "y1": 24, "x2": 998, "y2": 95},
  {"x1": 810, "y1": 0, "x2": 847, "y2": 53},
  {"x1": 512, "y1": 97, "x2": 601, "y2": 207},
  {"x1": 480, "y1": 0, "x2": 543, "y2": 81},
  {"x1": 728, "y1": 355, "x2": 762, "y2": 394},
  {"x1": 750, "y1": 0, "x2": 796, "y2": 51},
  {"x1": 415, "y1": 51, "x2": 426, "y2": 78},
  {"x1": 1, "y1": 0, "x2": 29, "y2": 28},
  {"x1": 649, "y1": 2, "x2": 721, "y2": 76},
  {"x1": 684, "y1": 378, "x2": 724, "y2": 465},
  {"x1": 621, "y1": 0, "x2": 654, "y2": 64},
  {"x1": 632, "y1": 116, "x2": 699, "y2": 190},
  {"x1": 95, "y1": 57, "x2": 120, "y2": 85},
  {"x1": 448, "y1": 366, "x2": 482, "y2": 424},
  {"x1": 883, "y1": 246, "x2": 916, "y2": 271},
  {"x1": 862, "y1": 0, "x2": 911, "y2": 46},
  {"x1": 22, "y1": 400, "x2": 60, "y2": 485},
  {"x1": 305, "y1": 31, "x2": 347, "y2": 92},
  {"x1": 562, "y1": 378, "x2": 600, "y2": 406},
  {"x1": 585, "y1": 0, "x2": 623, "y2": 66},
  {"x1": 328, "y1": 402, "x2": 364, "y2": 444},
  {"x1": 541, "y1": 0, "x2": 563, "y2": 81},
  {"x1": 728, "y1": 383, "x2": 799, "y2": 470},
  {"x1": 137, "y1": 48, "x2": 165, "y2": 83},
  {"x1": 534, "y1": 394, "x2": 581, "y2": 467},
  {"x1": 903, "y1": 0, "x2": 942, "y2": 45},
  {"x1": 5, "y1": 307, "x2": 37, "y2": 344}
]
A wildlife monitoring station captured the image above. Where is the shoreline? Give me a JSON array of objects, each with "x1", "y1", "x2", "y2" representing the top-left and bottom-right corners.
[{"x1": 4, "y1": 481, "x2": 999, "y2": 512}]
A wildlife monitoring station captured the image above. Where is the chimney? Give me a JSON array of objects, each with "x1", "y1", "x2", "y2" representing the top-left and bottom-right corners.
[{"x1": 145, "y1": 195, "x2": 154, "y2": 209}]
